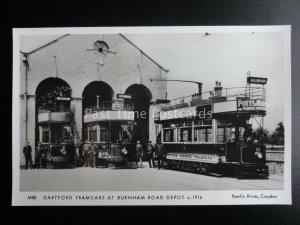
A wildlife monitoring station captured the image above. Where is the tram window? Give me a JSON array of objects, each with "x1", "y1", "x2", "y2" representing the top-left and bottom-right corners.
[
  {"x1": 185, "y1": 121, "x2": 192, "y2": 126},
  {"x1": 226, "y1": 127, "x2": 235, "y2": 142},
  {"x1": 63, "y1": 125, "x2": 73, "y2": 142},
  {"x1": 178, "y1": 128, "x2": 192, "y2": 142},
  {"x1": 225, "y1": 127, "x2": 246, "y2": 142},
  {"x1": 163, "y1": 123, "x2": 177, "y2": 128},
  {"x1": 42, "y1": 131, "x2": 49, "y2": 143},
  {"x1": 239, "y1": 127, "x2": 245, "y2": 141},
  {"x1": 51, "y1": 124, "x2": 63, "y2": 143},
  {"x1": 217, "y1": 120, "x2": 226, "y2": 126},
  {"x1": 217, "y1": 127, "x2": 226, "y2": 143},
  {"x1": 163, "y1": 123, "x2": 171, "y2": 128},
  {"x1": 206, "y1": 129, "x2": 212, "y2": 142},
  {"x1": 121, "y1": 123, "x2": 132, "y2": 141},
  {"x1": 194, "y1": 120, "x2": 202, "y2": 126},
  {"x1": 194, "y1": 128, "x2": 205, "y2": 142},
  {"x1": 177, "y1": 122, "x2": 184, "y2": 127},
  {"x1": 203, "y1": 120, "x2": 212, "y2": 126},
  {"x1": 99, "y1": 123, "x2": 108, "y2": 142},
  {"x1": 194, "y1": 127, "x2": 212, "y2": 142},
  {"x1": 163, "y1": 129, "x2": 175, "y2": 142},
  {"x1": 100, "y1": 131, "x2": 108, "y2": 142},
  {"x1": 88, "y1": 124, "x2": 97, "y2": 142}
]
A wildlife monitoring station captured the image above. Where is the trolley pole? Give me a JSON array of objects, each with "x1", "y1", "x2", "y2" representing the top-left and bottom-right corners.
[{"x1": 150, "y1": 79, "x2": 203, "y2": 96}]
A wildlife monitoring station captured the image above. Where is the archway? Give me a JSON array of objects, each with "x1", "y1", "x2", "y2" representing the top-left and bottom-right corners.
[
  {"x1": 82, "y1": 81, "x2": 114, "y2": 110},
  {"x1": 82, "y1": 81, "x2": 114, "y2": 142},
  {"x1": 125, "y1": 84, "x2": 152, "y2": 144},
  {"x1": 35, "y1": 77, "x2": 72, "y2": 145},
  {"x1": 36, "y1": 77, "x2": 72, "y2": 112}
]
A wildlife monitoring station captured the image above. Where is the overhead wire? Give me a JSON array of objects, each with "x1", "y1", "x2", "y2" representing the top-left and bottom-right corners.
[
  {"x1": 171, "y1": 32, "x2": 255, "y2": 71},
  {"x1": 90, "y1": 33, "x2": 255, "y2": 85},
  {"x1": 170, "y1": 32, "x2": 210, "y2": 56}
]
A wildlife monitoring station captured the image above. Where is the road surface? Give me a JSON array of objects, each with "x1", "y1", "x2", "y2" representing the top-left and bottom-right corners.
[{"x1": 20, "y1": 163, "x2": 283, "y2": 192}]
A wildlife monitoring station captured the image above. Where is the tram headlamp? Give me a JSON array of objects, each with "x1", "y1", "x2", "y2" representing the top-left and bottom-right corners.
[
  {"x1": 60, "y1": 148, "x2": 67, "y2": 155},
  {"x1": 122, "y1": 148, "x2": 128, "y2": 155}
]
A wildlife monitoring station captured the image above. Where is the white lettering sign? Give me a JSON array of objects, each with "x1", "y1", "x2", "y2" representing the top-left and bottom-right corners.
[{"x1": 166, "y1": 152, "x2": 219, "y2": 164}]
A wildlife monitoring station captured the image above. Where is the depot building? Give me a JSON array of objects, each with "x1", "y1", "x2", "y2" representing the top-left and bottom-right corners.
[{"x1": 19, "y1": 34, "x2": 169, "y2": 164}]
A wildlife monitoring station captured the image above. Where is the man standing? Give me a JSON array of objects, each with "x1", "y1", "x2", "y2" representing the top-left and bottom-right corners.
[
  {"x1": 82, "y1": 140, "x2": 91, "y2": 167},
  {"x1": 243, "y1": 124, "x2": 257, "y2": 144},
  {"x1": 40, "y1": 144, "x2": 47, "y2": 169},
  {"x1": 78, "y1": 140, "x2": 84, "y2": 166},
  {"x1": 35, "y1": 142, "x2": 42, "y2": 169},
  {"x1": 23, "y1": 141, "x2": 33, "y2": 169},
  {"x1": 89, "y1": 140, "x2": 98, "y2": 168},
  {"x1": 136, "y1": 140, "x2": 143, "y2": 168},
  {"x1": 145, "y1": 140, "x2": 155, "y2": 168},
  {"x1": 75, "y1": 140, "x2": 83, "y2": 167},
  {"x1": 155, "y1": 139, "x2": 165, "y2": 170}
]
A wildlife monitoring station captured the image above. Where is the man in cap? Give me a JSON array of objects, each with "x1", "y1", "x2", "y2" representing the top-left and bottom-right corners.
[
  {"x1": 35, "y1": 142, "x2": 42, "y2": 169},
  {"x1": 89, "y1": 140, "x2": 98, "y2": 168},
  {"x1": 135, "y1": 140, "x2": 143, "y2": 168},
  {"x1": 243, "y1": 124, "x2": 257, "y2": 144},
  {"x1": 82, "y1": 140, "x2": 91, "y2": 167},
  {"x1": 155, "y1": 139, "x2": 166, "y2": 170},
  {"x1": 145, "y1": 140, "x2": 155, "y2": 168}
]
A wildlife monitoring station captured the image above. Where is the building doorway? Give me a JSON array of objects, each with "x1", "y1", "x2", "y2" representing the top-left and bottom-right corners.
[
  {"x1": 125, "y1": 84, "x2": 152, "y2": 144},
  {"x1": 82, "y1": 81, "x2": 114, "y2": 142},
  {"x1": 35, "y1": 77, "x2": 72, "y2": 144}
]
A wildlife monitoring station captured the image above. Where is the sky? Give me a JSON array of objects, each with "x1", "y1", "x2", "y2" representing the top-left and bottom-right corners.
[{"x1": 20, "y1": 31, "x2": 285, "y2": 131}]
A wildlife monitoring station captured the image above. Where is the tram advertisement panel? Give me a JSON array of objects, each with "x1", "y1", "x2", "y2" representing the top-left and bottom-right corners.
[
  {"x1": 12, "y1": 26, "x2": 291, "y2": 206},
  {"x1": 237, "y1": 99, "x2": 265, "y2": 112}
]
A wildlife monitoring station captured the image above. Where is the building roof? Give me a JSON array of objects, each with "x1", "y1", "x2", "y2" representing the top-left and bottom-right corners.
[{"x1": 20, "y1": 34, "x2": 169, "y2": 72}]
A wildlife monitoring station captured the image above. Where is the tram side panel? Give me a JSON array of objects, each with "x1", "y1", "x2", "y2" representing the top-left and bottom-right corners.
[
  {"x1": 164, "y1": 143, "x2": 268, "y2": 177},
  {"x1": 164, "y1": 143, "x2": 226, "y2": 174}
]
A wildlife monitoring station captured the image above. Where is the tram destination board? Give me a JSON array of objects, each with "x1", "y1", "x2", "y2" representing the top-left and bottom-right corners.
[
  {"x1": 12, "y1": 26, "x2": 291, "y2": 206},
  {"x1": 247, "y1": 76, "x2": 268, "y2": 85}
]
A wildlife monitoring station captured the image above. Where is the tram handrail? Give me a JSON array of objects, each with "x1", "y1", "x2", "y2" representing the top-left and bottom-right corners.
[
  {"x1": 38, "y1": 104, "x2": 72, "y2": 113},
  {"x1": 160, "y1": 86, "x2": 266, "y2": 111},
  {"x1": 83, "y1": 100, "x2": 134, "y2": 114}
]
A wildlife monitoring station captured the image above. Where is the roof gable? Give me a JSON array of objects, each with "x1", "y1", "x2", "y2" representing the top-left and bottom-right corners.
[{"x1": 20, "y1": 34, "x2": 169, "y2": 72}]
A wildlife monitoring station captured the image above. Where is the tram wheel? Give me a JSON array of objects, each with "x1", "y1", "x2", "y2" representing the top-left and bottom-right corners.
[
  {"x1": 200, "y1": 164, "x2": 211, "y2": 174},
  {"x1": 192, "y1": 166, "x2": 198, "y2": 173}
]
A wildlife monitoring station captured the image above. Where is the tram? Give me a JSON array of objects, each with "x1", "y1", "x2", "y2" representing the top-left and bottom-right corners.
[
  {"x1": 37, "y1": 99, "x2": 76, "y2": 168},
  {"x1": 154, "y1": 78, "x2": 269, "y2": 178},
  {"x1": 83, "y1": 99, "x2": 137, "y2": 168}
]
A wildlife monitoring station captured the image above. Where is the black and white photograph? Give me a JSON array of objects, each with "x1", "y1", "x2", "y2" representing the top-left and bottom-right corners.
[{"x1": 12, "y1": 26, "x2": 291, "y2": 205}]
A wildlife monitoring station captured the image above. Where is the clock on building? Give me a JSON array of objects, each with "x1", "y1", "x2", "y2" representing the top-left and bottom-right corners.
[{"x1": 87, "y1": 40, "x2": 116, "y2": 56}]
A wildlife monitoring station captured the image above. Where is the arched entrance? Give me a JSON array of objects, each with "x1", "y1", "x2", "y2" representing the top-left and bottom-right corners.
[
  {"x1": 82, "y1": 81, "x2": 114, "y2": 143},
  {"x1": 82, "y1": 81, "x2": 114, "y2": 110},
  {"x1": 125, "y1": 84, "x2": 152, "y2": 144},
  {"x1": 36, "y1": 77, "x2": 72, "y2": 112},
  {"x1": 35, "y1": 77, "x2": 73, "y2": 145}
]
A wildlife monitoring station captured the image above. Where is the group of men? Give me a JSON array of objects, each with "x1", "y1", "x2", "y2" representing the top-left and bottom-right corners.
[
  {"x1": 136, "y1": 139, "x2": 166, "y2": 169},
  {"x1": 76, "y1": 139, "x2": 166, "y2": 169},
  {"x1": 23, "y1": 139, "x2": 166, "y2": 170},
  {"x1": 23, "y1": 141, "x2": 47, "y2": 169},
  {"x1": 75, "y1": 140, "x2": 108, "y2": 168}
]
